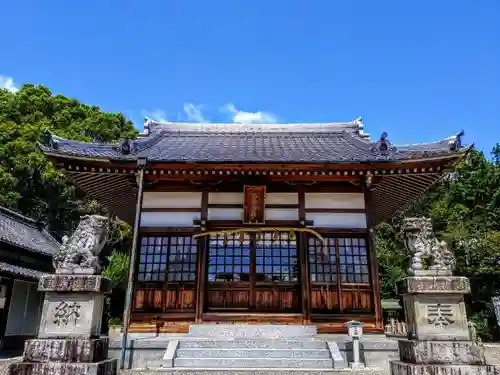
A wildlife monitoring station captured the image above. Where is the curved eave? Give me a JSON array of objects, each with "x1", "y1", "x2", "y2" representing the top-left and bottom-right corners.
[
  {"x1": 369, "y1": 147, "x2": 469, "y2": 226},
  {"x1": 42, "y1": 150, "x2": 466, "y2": 167},
  {"x1": 40, "y1": 137, "x2": 469, "y2": 226}
]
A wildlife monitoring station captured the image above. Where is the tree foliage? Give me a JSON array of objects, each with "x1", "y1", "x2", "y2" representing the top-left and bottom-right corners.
[
  {"x1": 376, "y1": 147, "x2": 500, "y2": 341},
  {"x1": 0, "y1": 84, "x2": 137, "y2": 235},
  {"x1": 0, "y1": 84, "x2": 137, "y2": 324}
]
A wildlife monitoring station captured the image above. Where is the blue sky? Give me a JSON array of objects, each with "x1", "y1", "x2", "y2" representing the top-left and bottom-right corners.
[{"x1": 1, "y1": 1, "x2": 499, "y2": 152}]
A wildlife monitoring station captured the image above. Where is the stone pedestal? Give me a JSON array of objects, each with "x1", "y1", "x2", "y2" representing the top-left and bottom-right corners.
[
  {"x1": 390, "y1": 276, "x2": 499, "y2": 375},
  {"x1": 8, "y1": 275, "x2": 117, "y2": 375}
]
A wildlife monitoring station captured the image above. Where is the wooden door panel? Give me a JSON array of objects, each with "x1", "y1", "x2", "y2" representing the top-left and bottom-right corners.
[
  {"x1": 311, "y1": 284, "x2": 340, "y2": 312},
  {"x1": 207, "y1": 286, "x2": 250, "y2": 309},
  {"x1": 341, "y1": 288, "x2": 373, "y2": 312},
  {"x1": 133, "y1": 283, "x2": 196, "y2": 312},
  {"x1": 206, "y1": 233, "x2": 252, "y2": 310},
  {"x1": 164, "y1": 288, "x2": 196, "y2": 310},
  {"x1": 133, "y1": 287, "x2": 163, "y2": 312},
  {"x1": 254, "y1": 285, "x2": 300, "y2": 311},
  {"x1": 205, "y1": 230, "x2": 301, "y2": 312}
]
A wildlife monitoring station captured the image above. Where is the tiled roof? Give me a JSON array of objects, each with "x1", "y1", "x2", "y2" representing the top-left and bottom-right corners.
[
  {"x1": 39, "y1": 120, "x2": 466, "y2": 164},
  {"x1": 0, "y1": 207, "x2": 60, "y2": 256},
  {"x1": 0, "y1": 262, "x2": 45, "y2": 280}
]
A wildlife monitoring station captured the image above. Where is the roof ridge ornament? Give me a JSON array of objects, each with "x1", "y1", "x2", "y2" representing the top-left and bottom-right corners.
[
  {"x1": 41, "y1": 129, "x2": 60, "y2": 150},
  {"x1": 121, "y1": 139, "x2": 132, "y2": 154},
  {"x1": 371, "y1": 132, "x2": 396, "y2": 155},
  {"x1": 451, "y1": 130, "x2": 465, "y2": 151}
]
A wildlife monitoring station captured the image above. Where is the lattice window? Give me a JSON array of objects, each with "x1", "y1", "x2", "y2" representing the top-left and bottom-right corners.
[
  {"x1": 308, "y1": 236, "x2": 369, "y2": 284},
  {"x1": 138, "y1": 236, "x2": 197, "y2": 282},
  {"x1": 338, "y1": 237, "x2": 369, "y2": 283},
  {"x1": 255, "y1": 232, "x2": 298, "y2": 282},
  {"x1": 208, "y1": 233, "x2": 251, "y2": 282},
  {"x1": 308, "y1": 237, "x2": 337, "y2": 283}
]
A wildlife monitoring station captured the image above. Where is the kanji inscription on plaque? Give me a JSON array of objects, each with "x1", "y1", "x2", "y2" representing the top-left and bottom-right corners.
[
  {"x1": 427, "y1": 303, "x2": 454, "y2": 328},
  {"x1": 53, "y1": 301, "x2": 81, "y2": 326}
]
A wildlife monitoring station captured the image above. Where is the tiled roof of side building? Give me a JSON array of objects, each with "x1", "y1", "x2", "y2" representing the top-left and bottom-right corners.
[
  {"x1": 38, "y1": 119, "x2": 468, "y2": 163},
  {"x1": 0, "y1": 262, "x2": 46, "y2": 279},
  {"x1": 0, "y1": 207, "x2": 60, "y2": 256}
]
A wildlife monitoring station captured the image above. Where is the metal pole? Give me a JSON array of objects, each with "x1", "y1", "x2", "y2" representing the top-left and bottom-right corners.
[{"x1": 120, "y1": 159, "x2": 146, "y2": 369}]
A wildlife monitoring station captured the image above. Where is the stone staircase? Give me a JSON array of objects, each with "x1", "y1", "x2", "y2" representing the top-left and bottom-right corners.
[{"x1": 169, "y1": 324, "x2": 339, "y2": 370}]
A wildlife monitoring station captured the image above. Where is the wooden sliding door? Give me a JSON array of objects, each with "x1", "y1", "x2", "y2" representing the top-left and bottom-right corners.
[
  {"x1": 308, "y1": 235, "x2": 373, "y2": 314},
  {"x1": 206, "y1": 231, "x2": 301, "y2": 312},
  {"x1": 133, "y1": 235, "x2": 198, "y2": 316}
]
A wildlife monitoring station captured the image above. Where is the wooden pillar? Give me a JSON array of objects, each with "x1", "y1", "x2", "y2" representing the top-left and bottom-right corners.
[
  {"x1": 298, "y1": 190, "x2": 312, "y2": 323},
  {"x1": 364, "y1": 185, "x2": 383, "y2": 330},
  {"x1": 195, "y1": 190, "x2": 209, "y2": 323}
]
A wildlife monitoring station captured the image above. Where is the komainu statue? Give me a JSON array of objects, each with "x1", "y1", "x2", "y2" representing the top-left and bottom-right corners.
[
  {"x1": 402, "y1": 217, "x2": 456, "y2": 276},
  {"x1": 53, "y1": 215, "x2": 110, "y2": 275}
]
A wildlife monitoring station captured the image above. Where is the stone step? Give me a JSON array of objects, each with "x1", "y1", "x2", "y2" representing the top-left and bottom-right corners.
[
  {"x1": 143, "y1": 369, "x2": 386, "y2": 375},
  {"x1": 173, "y1": 357, "x2": 334, "y2": 369},
  {"x1": 188, "y1": 324, "x2": 317, "y2": 339},
  {"x1": 179, "y1": 339, "x2": 327, "y2": 350},
  {"x1": 176, "y1": 348, "x2": 332, "y2": 359}
]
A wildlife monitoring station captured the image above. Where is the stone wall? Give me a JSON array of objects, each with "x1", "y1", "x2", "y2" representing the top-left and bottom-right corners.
[{"x1": 0, "y1": 357, "x2": 21, "y2": 375}]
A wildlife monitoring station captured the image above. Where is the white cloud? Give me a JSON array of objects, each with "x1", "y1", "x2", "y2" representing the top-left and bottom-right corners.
[
  {"x1": 183, "y1": 103, "x2": 206, "y2": 122},
  {"x1": 221, "y1": 103, "x2": 277, "y2": 124},
  {"x1": 141, "y1": 109, "x2": 168, "y2": 122},
  {"x1": 0, "y1": 76, "x2": 18, "y2": 93}
]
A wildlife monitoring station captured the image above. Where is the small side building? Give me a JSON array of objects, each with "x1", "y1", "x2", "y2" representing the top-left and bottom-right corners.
[{"x1": 0, "y1": 207, "x2": 59, "y2": 352}]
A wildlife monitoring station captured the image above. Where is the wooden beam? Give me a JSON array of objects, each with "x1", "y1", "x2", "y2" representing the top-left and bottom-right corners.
[
  {"x1": 304, "y1": 208, "x2": 366, "y2": 214},
  {"x1": 141, "y1": 207, "x2": 201, "y2": 212},
  {"x1": 145, "y1": 174, "x2": 359, "y2": 182},
  {"x1": 364, "y1": 186, "x2": 383, "y2": 330},
  {"x1": 195, "y1": 190, "x2": 209, "y2": 323},
  {"x1": 139, "y1": 227, "x2": 198, "y2": 234}
]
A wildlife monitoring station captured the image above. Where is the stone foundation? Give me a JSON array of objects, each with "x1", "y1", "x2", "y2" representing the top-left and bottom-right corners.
[
  {"x1": 391, "y1": 360, "x2": 499, "y2": 375},
  {"x1": 389, "y1": 275, "x2": 498, "y2": 375},
  {"x1": 398, "y1": 340, "x2": 485, "y2": 365},
  {"x1": 8, "y1": 274, "x2": 117, "y2": 375},
  {"x1": 23, "y1": 337, "x2": 109, "y2": 363},
  {"x1": 9, "y1": 358, "x2": 117, "y2": 375}
]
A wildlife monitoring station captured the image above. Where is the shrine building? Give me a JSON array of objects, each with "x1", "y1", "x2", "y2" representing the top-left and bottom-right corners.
[{"x1": 39, "y1": 118, "x2": 468, "y2": 334}]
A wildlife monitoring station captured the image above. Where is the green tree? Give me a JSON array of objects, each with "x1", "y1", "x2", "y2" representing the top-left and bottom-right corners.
[
  {"x1": 0, "y1": 84, "x2": 137, "y2": 235},
  {"x1": 0, "y1": 84, "x2": 137, "y2": 327},
  {"x1": 376, "y1": 147, "x2": 500, "y2": 340}
]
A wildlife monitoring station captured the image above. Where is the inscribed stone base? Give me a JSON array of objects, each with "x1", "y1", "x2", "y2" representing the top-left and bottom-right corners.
[
  {"x1": 8, "y1": 358, "x2": 117, "y2": 375},
  {"x1": 390, "y1": 360, "x2": 500, "y2": 375},
  {"x1": 38, "y1": 275, "x2": 112, "y2": 294},
  {"x1": 402, "y1": 277, "x2": 471, "y2": 295},
  {"x1": 38, "y1": 292, "x2": 105, "y2": 339},
  {"x1": 398, "y1": 340, "x2": 485, "y2": 365},
  {"x1": 23, "y1": 337, "x2": 109, "y2": 363},
  {"x1": 403, "y1": 277, "x2": 470, "y2": 341}
]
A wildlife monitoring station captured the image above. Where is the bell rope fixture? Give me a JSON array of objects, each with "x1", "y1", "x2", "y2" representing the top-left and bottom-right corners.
[{"x1": 193, "y1": 227, "x2": 328, "y2": 253}]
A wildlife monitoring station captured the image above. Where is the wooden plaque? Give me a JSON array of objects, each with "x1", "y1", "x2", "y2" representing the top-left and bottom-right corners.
[{"x1": 243, "y1": 185, "x2": 266, "y2": 224}]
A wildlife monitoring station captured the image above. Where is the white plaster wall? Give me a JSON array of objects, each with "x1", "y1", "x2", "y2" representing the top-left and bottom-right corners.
[
  {"x1": 265, "y1": 208, "x2": 299, "y2": 221},
  {"x1": 305, "y1": 193, "x2": 365, "y2": 209},
  {"x1": 306, "y1": 212, "x2": 367, "y2": 228},
  {"x1": 140, "y1": 212, "x2": 201, "y2": 227},
  {"x1": 142, "y1": 192, "x2": 202, "y2": 208},
  {"x1": 266, "y1": 193, "x2": 298, "y2": 205},
  {"x1": 209, "y1": 192, "x2": 244, "y2": 205},
  {"x1": 207, "y1": 208, "x2": 244, "y2": 220}
]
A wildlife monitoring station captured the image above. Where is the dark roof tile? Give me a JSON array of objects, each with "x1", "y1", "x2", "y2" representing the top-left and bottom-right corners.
[
  {"x1": 39, "y1": 121, "x2": 466, "y2": 164},
  {"x1": 0, "y1": 207, "x2": 60, "y2": 256},
  {"x1": 0, "y1": 262, "x2": 45, "y2": 279}
]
